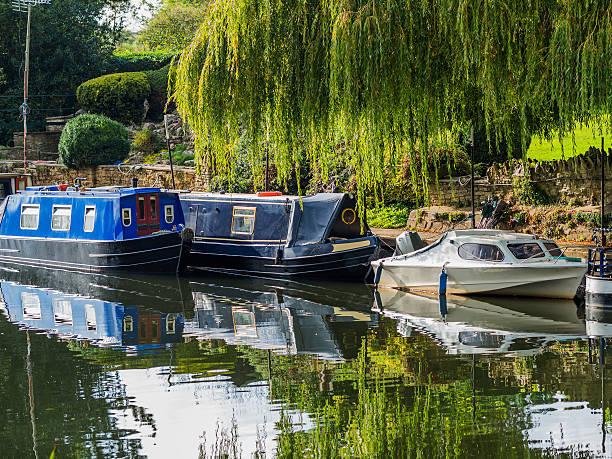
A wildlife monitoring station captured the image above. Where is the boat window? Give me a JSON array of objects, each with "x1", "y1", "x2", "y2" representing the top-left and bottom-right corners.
[
  {"x1": 150, "y1": 196, "x2": 157, "y2": 219},
  {"x1": 53, "y1": 299, "x2": 72, "y2": 325},
  {"x1": 231, "y1": 207, "x2": 256, "y2": 234},
  {"x1": 138, "y1": 197, "x2": 145, "y2": 220},
  {"x1": 122, "y1": 208, "x2": 132, "y2": 227},
  {"x1": 507, "y1": 243, "x2": 545, "y2": 260},
  {"x1": 123, "y1": 316, "x2": 133, "y2": 332},
  {"x1": 166, "y1": 314, "x2": 176, "y2": 334},
  {"x1": 20, "y1": 205, "x2": 39, "y2": 230},
  {"x1": 22, "y1": 292, "x2": 41, "y2": 320},
  {"x1": 51, "y1": 205, "x2": 71, "y2": 231},
  {"x1": 83, "y1": 206, "x2": 96, "y2": 232},
  {"x1": 543, "y1": 241, "x2": 562, "y2": 257},
  {"x1": 164, "y1": 205, "x2": 174, "y2": 224},
  {"x1": 84, "y1": 304, "x2": 97, "y2": 331},
  {"x1": 458, "y1": 243, "x2": 505, "y2": 261}
]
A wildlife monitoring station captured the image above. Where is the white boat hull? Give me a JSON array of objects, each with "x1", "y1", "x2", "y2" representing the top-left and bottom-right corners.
[
  {"x1": 374, "y1": 262, "x2": 586, "y2": 299},
  {"x1": 586, "y1": 275, "x2": 612, "y2": 295}
]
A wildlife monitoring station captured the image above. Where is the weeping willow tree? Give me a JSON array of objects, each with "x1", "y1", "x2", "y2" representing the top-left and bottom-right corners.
[{"x1": 172, "y1": 0, "x2": 611, "y2": 209}]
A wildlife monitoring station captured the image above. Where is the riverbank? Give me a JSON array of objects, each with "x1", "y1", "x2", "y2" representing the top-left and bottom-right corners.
[{"x1": 371, "y1": 204, "x2": 601, "y2": 259}]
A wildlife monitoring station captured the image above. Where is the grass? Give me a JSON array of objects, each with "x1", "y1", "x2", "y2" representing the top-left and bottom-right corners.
[
  {"x1": 367, "y1": 203, "x2": 412, "y2": 228},
  {"x1": 527, "y1": 121, "x2": 611, "y2": 161}
]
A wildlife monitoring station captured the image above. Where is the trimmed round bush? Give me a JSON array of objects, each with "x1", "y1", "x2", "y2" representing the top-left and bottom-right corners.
[
  {"x1": 58, "y1": 114, "x2": 130, "y2": 168},
  {"x1": 76, "y1": 72, "x2": 151, "y2": 125}
]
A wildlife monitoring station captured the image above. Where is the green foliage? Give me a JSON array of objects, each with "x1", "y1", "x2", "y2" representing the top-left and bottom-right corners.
[
  {"x1": 512, "y1": 177, "x2": 550, "y2": 206},
  {"x1": 171, "y1": 149, "x2": 195, "y2": 166},
  {"x1": 58, "y1": 114, "x2": 129, "y2": 168},
  {"x1": 77, "y1": 72, "x2": 151, "y2": 125},
  {"x1": 106, "y1": 50, "x2": 175, "y2": 73},
  {"x1": 433, "y1": 211, "x2": 468, "y2": 223},
  {"x1": 138, "y1": 3, "x2": 206, "y2": 51},
  {"x1": 527, "y1": 117, "x2": 612, "y2": 161},
  {"x1": 173, "y1": 0, "x2": 611, "y2": 213},
  {"x1": 132, "y1": 129, "x2": 164, "y2": 154},
  {"x1": 0, "y1": 0, "x2": 131, "y2": 144},
  {"x1": 367, "y1": 204, "x2": 411, "y2": 229},
  {"x1": 144, "y1": 65, "x2": 171, "y2": 119},
  {"x1": 512, "y1": 211, "x2": 527, "y2": 226}
]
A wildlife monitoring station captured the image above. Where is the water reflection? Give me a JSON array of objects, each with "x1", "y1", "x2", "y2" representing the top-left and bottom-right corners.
[
  {"x1": 375, "y1": 288, "x2": 586, "y2": 355},
  {"x1": 7, "y1": 265, "x2": 612, "y2": 457}
]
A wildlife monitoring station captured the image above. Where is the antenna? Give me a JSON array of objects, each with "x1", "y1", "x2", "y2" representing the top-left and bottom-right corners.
[{"x1": 12, "y1": 0, "x2": 52, "y2": 174}]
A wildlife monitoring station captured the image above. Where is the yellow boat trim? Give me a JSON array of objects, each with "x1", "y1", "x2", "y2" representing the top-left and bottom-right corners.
[{"x1": 332, "y1": 240, "x2": 371, "y2": 252}]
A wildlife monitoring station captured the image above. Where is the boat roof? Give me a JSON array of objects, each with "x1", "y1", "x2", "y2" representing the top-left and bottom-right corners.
[
  {"x1": 446, "y1": 229, "x2": 538, "y2": 241},
  {"x1": 181, "y1": 191, "x2": 299, "y2": 202},
  {"x1": 20, "y1": 186, "x2": 168, "y2": 197}
]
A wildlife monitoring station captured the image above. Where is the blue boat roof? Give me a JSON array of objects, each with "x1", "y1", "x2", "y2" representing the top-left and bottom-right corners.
[{"x1": 22, "y1": 186, "x2": 170, "y2": 197}]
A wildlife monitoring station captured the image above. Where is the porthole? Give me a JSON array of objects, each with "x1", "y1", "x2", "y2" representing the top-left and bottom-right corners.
[{"x1": 342, "y1": 208, "x2": 356, "y2": 225}]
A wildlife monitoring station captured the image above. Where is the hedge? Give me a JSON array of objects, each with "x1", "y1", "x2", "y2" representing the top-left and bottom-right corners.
[
  {"x1": 77, "y1": 72, "x2": 151, "y2": 125},
  {"x1": 104, "y1": 50, "x2": 174, "y2": 74},
  {"x1": 58, "y1": 114, "x2": 130, "y2": 168},
  {"x1": 143, "y1": 65, "x2": 171, "y2": 120}
]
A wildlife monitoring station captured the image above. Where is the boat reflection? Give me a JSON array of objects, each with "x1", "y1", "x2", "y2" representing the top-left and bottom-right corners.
[
  {"x1": 0, "y1": 265, "x2": 376, "y2": 360},
  {"x1": 186, "y1": 279, "x2": 376, "y2": 360},
  {"x1": 374, "y1": 288, "x2": 586, "y2": 355}
]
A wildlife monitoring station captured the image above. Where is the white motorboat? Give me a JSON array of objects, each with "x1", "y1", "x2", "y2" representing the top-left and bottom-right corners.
[{"x1": 372, "y1": 229, "x2": 587, "y2": 299}]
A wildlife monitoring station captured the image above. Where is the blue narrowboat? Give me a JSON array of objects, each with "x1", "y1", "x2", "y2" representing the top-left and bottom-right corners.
[
  {"x1": 0, "y1": 281, "x2": 184, "y2": 348},
  {"x1": 0, "y1": 185, "x2": 193, "y2": 272},
  {"x1": 180, "y1": 192, "x2": 380, "y2": 280}
]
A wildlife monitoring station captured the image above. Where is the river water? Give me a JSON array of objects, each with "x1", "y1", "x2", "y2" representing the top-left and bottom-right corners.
[{"x1": 1, "y1": 264, "x2": 611, "y2": 458}]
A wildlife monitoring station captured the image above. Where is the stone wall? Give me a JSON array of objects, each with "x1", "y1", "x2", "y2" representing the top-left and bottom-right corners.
[
  {"x1": 12, "y1": 132, "x2": 61, "y2": 158},
  {"x1": 1, "y1": 161, "x2": 210, "y2": 191},
  {"x1": 427, "y1": 147, "x2": 612, "y2": 207}
]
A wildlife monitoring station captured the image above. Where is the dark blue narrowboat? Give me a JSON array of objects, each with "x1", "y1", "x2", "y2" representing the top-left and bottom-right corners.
[
  {"x1": 0, "y1": 185, "x2": 193, "y2": 273},
  {"x1": 180, "y1": 192, "x2": 380, "y2": 280}
]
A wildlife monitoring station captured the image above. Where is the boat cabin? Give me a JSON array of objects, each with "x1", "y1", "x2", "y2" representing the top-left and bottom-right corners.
[
  {"x1": 415, "y1": 230, "x2": 574, "y2": 264},
  {"x1": 181, "y1": 192, "x2": 368, "y2": 246},
  {"x1": 0, "y1": 186, "x2": 185, "y2": 241},
  {"x1": 0, "y1": 173, "x2": 32, "y2": 198}
]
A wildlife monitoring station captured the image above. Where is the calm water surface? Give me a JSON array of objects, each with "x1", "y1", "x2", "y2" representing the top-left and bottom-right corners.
[{"x1": 1, "y1": 264, "x2": 611, "y2": 458}]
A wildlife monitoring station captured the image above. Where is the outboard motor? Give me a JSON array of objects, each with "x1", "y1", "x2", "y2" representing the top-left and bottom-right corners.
[{"x1": 395, "y1": 230, "x2": 425, "y2": 255}]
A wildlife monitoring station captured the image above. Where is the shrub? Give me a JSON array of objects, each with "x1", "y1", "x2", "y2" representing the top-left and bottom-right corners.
[
  {"x1": 368, "y1": 204, "x2": 412, "y2": 229},
  {"x1": 401, "y1": 147, "x2": 471, "y2": 182},
  {"x1": 105, "y1": 50, "x2": 174, "y2": 73},
  {"x1": 77, "y1": 72, "x2": 151, "y2": 125},
  {"x1": 132, "y1": 129, "x2": 165, "y2": 154},
  {"x1": 144, "y1": 65, "x2": 171, "y2": 119},
  {"x1": 58, "y1": 114, "x2": 130, "y2": 168}
]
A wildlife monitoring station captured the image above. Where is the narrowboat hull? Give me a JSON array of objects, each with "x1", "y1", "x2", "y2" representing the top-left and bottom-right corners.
[
  {"x1": 186, "y1": 235, "x2": 380, "y2": 280},
  {"x1": 0, "y1": 231, "x2": 190, "y2": 273}
]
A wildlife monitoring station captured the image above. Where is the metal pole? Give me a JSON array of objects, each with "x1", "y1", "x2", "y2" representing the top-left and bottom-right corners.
[
  {"x1": 164, "y1": 114, "x2": 177, "y2": 189},
  {"x1": 264, "y1": 147, "x2": 269, "y2": 191},
  {"x1": 23, "y1": 5, "x2": 31, "y2": 174},
  {"x1": 602, "y1": 137, "x2": 606, "y2": 246},
  {"x1": 470, "y1": 126, "x2": 475, "y2": 228}
]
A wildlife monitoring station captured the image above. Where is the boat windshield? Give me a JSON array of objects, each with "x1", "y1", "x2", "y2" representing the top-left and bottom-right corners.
[
  {"x1": 458, "y1": 243, "x2": 505, "y2": 262},
  {"x1": 543, "y1": 241, "x2": 562, "y2": 257},
  {"x1": 507, "y1": 243, "x2": 545, "y2": 260}
]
